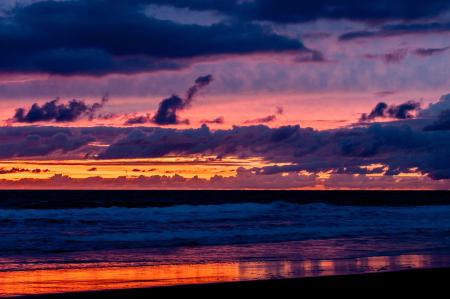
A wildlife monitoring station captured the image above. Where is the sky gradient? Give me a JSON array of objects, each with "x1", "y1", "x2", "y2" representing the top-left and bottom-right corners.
[{"x1": 0, "y1": 0, "x2": 449, "y2": 189}]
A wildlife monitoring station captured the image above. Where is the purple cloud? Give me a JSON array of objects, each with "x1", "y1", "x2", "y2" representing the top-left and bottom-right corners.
[{"x1": 11, "y1": 96, "x2": 108, "y2": 123}]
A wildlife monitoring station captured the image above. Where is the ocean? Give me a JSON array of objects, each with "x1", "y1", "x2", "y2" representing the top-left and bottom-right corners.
[{"x1": 2, "y1": 191, "x2": 450, "y2": 296}]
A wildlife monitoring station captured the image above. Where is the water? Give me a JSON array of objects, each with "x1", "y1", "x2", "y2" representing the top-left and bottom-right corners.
[
  {"x1": 1, "y1": 202, "x2": 450, "y2": 255},
  {"x1": 2, "y1": 201, "x2": 450, "y2": 296}
]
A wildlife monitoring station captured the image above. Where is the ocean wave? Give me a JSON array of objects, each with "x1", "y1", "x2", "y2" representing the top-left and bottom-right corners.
[{"x1": 2, "y1": 202, "x2": 450, "y2": 254}]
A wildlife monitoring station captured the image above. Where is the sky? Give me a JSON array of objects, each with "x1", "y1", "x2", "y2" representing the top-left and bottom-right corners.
[{"x1": 0, "y1": 0, "x2": 449, "y2": 189}]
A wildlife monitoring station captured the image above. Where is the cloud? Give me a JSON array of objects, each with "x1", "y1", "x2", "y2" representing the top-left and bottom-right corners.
[
  {"x1": 0, "y1": 169, "x2": 318, "y2": 189},
  {"x1": 413, "y1": 46, "x2": 450, "y2": 56},
  {"x1": 363, "y1": 49, "x2": 408, "y2": 64},
  {"x1": 360, "y1": 101, "x2": 421, "y2": 122},
  {"x1": 123, "y1": 74, "x2": 213, "y2": 126},
  {"x1": 244, "y1": 106, "x2": 283, "y2": 124},
  {"x1": 422, "y1": 94, "x2": 450, "y2": 132},
  {"x1": 152, "y1": 0, "x2": 450, "y2": 23},
  {"x1": 244, "y1": 115, "x2": 277, "y2": 124},
  {"x1": 153, "y1": 74, "x2": 213, "y2": 125},
  {"x1": 360, "y1": 102, "x2": 388, "y2": 121},
  {"x1": 0, "y1": 0, "x2": 307, "y2": 75},
  {"x1": 276, "y1": 106, "x2": 284, "y2": 115},
  {"x1": 374, "y1": 91, "x2": 396, "y2": 98},
  {"x1": 424, "y1": 109, "x2": 450, "y2": 131},
  {"x1": 11, "y1": 96, "x2": 108, "y2": 123},
  {"x1": 387, "y1": 101, "x2": 421, "y2": 119},
  {"x1": 293, "y1": 50, "x2": 327, "y2": 63},
  {"x1": 6, "y1": 93, "x2": 450, "y2": 182},
  {"x1": 186, "y1": 74, "x2": 213, "y2": 105},
  {"x1": 361, "y1": 46, "x2": 449, "y2": 65},
  {"x1": 200, "y1": 116, "x2": 225, "y2": 125},
  {"x1": 420, "y1": 93, "x2": 450, "y2": 118},
  {"x1": 96, "y1": 107, "x2": 450, "y2": 180},
  {"x1": 339, "y1": 22, "x2": 450, "y2": 41},
  {"x1": 324, "y1": 173, "x2": 450, "y2": 189},
  {"x1": 0, "y1": 167, "x2": 49, "y2": 174},
  {"x1": 124, "y1": 114, "x2": 152, "y2": 125},
  {"x1": 0, "y1": 127, "x2": 95, "y2": 158},
  {"x1": 152, "y1": 95, "x2": 188, "y2": 125}
]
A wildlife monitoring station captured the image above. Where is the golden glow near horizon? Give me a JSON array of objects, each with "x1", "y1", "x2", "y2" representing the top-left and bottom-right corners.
[
  {"x1": 0, "y1": 157, "x2": 292, "y2": 180},
  {"x1": 0, "y1": 158, "x2": 429, "y2": 190}
]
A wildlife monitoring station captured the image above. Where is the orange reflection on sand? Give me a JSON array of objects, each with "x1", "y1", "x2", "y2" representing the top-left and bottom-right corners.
[
  {"x1": 0, "y1": 254, "x2": 442, "y2": 297},
  {"x1": 0, "y1": 263, "x2": 242, "y2": 297}
]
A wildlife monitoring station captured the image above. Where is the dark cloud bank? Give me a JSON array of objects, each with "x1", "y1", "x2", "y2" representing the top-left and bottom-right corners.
[
  {"x1": 0, "y1": 0, "x2": 309, "y2": 75},
  {"x1": 2, "y1": 0, "x2": 448, "y2": 75},
  {"x1": 340, "y1": 22, "x2": 450, "y2": 41},
  {"x1": 5, "y1": 94, "x2": 450, "y2": 180},
  {"x1": 100, "y1": 122, "x2": 449, "y2": 179},
  {"x1": 146, "y1": 0, "x2": 450, "y2": 23},
  {"x1": 0, "y1": 124, "x2": 449, "y2": 180},
  {"x1": 0, "y1": 127, "x2": 96, "y2": 158},
  {"x1": 98, "y1": 108, "x2": 450, "y2": 180}
]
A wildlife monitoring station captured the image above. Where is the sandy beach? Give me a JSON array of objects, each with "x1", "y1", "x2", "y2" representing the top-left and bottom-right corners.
[{"x1": 7, "y1": 267, "x2": 449, "y2": 298}]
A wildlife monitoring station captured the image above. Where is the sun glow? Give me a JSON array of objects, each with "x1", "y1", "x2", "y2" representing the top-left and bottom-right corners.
[{"x1": 0, "y1": 157, "x2": 289, "y2": 180}]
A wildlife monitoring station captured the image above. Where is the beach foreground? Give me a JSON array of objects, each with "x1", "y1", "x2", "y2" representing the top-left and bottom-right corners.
[
  {"x1": 11, "y1": 267, "x2": 450, "y2": 298},
  {"x1": 3, "y1": 191, "x2": 450, "y2": 297}
]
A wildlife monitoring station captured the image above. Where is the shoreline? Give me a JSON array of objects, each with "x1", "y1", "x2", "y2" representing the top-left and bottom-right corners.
[
  {"x1": 3, "y1": 251, "x2": 449, "y2": 297},
  {"x1": 8, "y1": 267, "x2": 450, "y2": 298},
  {"x1": 2, "y1": 190, "x2": 450, "y2": 209}
]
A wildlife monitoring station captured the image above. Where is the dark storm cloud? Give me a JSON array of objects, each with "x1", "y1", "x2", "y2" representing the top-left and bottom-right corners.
[
  {"x1": 0, "y1": 0, "x2": 306, "y2": 75},
  {"x1": 11, "y1": 96, "x2": 108, "y2": 123},
  {"x1": 153, "y1": 74, "x2": 213, "y2": 125},
  {"x1": 339, "y1": 22, "x2": 450, "y2": 41},
  {"x1": 360, "y1": 101, "x2": 421, "y2": 122},
  {"x1": 142, "y1": 0, "x2": 450, "y2": 23}
]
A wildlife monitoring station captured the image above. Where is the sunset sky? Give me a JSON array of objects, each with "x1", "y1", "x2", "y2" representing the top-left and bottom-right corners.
[{"x1": 0, "y1": 0, "x2": 449, "y2": 189}]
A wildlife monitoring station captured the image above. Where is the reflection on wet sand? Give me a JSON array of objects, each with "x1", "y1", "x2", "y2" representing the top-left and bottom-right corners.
[{"x1": 1, "y1": 253, "x2": 449, "y2": 297}]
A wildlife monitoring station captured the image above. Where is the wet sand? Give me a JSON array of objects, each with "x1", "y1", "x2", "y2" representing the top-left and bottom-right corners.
[
  {"x1": 2, "y1": 252, "x2": 450, "y2": 297},
  {"x1": 9, "y1": 267, "x2": 450, "y2": 298}
]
